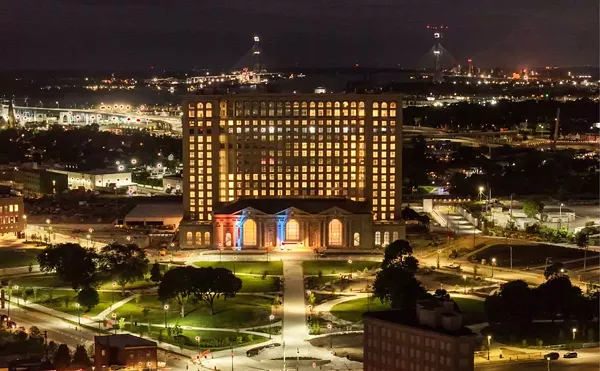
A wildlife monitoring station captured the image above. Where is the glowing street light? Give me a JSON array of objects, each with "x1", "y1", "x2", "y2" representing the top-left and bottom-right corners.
[
  {"x1": 478, "y1": 186, "x2": 485, "y2": 201},
  {"x1": 487, "y1": 335, "x2": 492, "y2": 360},
  {"x1": 491, "y1": 258, "x2": 496, "y2": 278},
  {"x1": 327, "y1": 323, "x2": 333, "y2": 349},
  {"x1": 195, "y1": 335, "x2": 201, "y2": 354},
  {"x1": 163, "y1": 304, "x2": 169, "y2": 330},
  {"x1": 76, "y1": 303, "x2": 81, "y2": 325},
  {"x1": 269, "y1": 314, "x2": 275, "y2": 339},
  {"x1": 348, "y1": 259, "x2": 353, "y2": 279},
  {"x1": 131, "y1": 159, "x2": 137, "y2": 165}
]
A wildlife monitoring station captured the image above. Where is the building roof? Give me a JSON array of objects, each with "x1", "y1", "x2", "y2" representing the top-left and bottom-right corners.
[
  {"x1": 363, "y1": 310, "x2": 475, "y2": 337},
  {"x1": 95, "y1": 334, "x2": 156, "y2": 348},
  {"x1": 124, "y1": 203, "x2": 183, "y2": 222},
  {"x1": 214, "y1": 197, "x2": 371, "y2": 215}
]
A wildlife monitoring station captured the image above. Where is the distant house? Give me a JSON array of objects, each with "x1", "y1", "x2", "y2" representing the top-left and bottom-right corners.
[{"x1": 94, "y1": 334, "x2": 157, "y2": 371}]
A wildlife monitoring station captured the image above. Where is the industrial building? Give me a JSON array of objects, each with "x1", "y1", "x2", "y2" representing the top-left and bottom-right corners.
[
  {"x1": 49, "y1": 168, "x2": 132, "y2": 191},
  {"x1": 180, "y1": 92, "x2": 404, "y2": 250}
]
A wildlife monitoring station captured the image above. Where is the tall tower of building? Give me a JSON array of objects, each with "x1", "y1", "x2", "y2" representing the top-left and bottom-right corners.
[
  {"x1": 179, "y1": 93, "x2": 405, "y2": 251},
  {"x1": 427, "y1": 25, "x2": 447, "y2": 83},
  {"x1": 251, "y1": 36, "x2": 262, "y2": 73}
]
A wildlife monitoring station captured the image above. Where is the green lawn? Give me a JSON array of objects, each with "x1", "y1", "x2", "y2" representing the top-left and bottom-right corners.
[
  {"x1": 302, "y1": 260, "x2": 380, "y2": 276},
  {"x1": 305, "y1": 276, "x2": 341, "y2": 290},
  {"x1": 0, "y1": 249, "x2": 43, "y2": 269},
  {"x1": 97, "y1": 279, "x2": 157, "y2": 291},
  {"x1": 116, "y1": 294, "x2": 276, "y2": 329},
  {"x1": 330, "y1": 297, "x2": 485, "y2": 325},
  {"x1": 8, "y1": 273, "x2": 66, "y2": 288},
  {"x1": 127, "y1": 325, "x2": 268, "y2": 351},
  {"x1": 192, "y1": 261, "x2": 283, "y2": 275},
  {"x1": 13, "y1": 289, "x2": 116, "y2": 318},
  {"x1": 239, "y1": 275, "x2": 281, "y2": 293}
]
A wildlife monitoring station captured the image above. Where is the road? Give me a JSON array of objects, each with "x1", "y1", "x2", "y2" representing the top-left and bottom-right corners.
[{"x1": 475, "y1": 349, "x2": 600, "y2": 371}]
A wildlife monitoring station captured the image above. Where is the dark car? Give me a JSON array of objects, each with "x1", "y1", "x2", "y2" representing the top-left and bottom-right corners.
[
  {"x1": 544, "y1": 352, "x2": 560, "y2": 360},
  {"x1": 563, "y1": 352, "x2": 578, "y2": 359}
]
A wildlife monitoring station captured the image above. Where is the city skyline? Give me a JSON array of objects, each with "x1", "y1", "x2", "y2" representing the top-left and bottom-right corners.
[{"x1": 0, "y1": 0, "x2": 598, "y2": 71}]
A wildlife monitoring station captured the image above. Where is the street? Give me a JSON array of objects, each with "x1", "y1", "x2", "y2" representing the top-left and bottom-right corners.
[{"x1": 475, "y1": 348, "x2": 600, "y2": 371}]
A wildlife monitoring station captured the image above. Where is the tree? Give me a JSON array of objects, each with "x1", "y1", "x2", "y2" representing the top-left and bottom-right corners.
[
  {"x1": 158, "y1": 266, "x2": 197, "y2": 318},
  {"x1": 38, "y1": 243, "x2": 97, "y2": 290},
  {"x1": 71, "y1": 345, "x2": 92, "y2": 368},
  {"x1": 53, "y1": 344, "x2": 71, "y2": 370},
  {"x1": 523, "y1": 199, "x2": 544, "y2": 219},
  {"x1": 77, "y1": 286, "x2": 100, "y2": 312},
  {"x1": 381, "y1": 239, "x2": 418, "y2": 273},
  {"x1": 192, "y1": 267, "x2": 242, "y2": 315},
  {"x1": 537, "y1": 276, "x2": 583, "y2": 321},
  {"x1": 150, "y1": 262, "x2": 163, "y2": 283},
  {"x1": 100, "y1": 243, "x2": 149, "y2": 295},
  {"x1": 373, "y1": 265, "x2": 427, "y2": 317}
]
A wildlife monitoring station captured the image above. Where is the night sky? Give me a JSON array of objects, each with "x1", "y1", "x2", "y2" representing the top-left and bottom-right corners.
[{"x1": 0, "y1": 0, "x2": 598, "y2": 71}]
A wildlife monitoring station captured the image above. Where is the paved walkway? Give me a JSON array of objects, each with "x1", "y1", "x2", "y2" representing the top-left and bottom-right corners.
[{"x1": 95, "y1": 293, "x2": 138, "y2": 320}]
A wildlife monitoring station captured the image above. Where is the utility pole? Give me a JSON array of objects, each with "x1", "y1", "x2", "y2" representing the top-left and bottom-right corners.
[{"x1": 552, "y1": 108, "x2": 560, "y2": 151}]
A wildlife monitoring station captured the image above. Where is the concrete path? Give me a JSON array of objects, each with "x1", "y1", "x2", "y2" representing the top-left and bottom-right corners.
[
  {"x1": 95, "y1": 293, "x2": 139, "y2": 320},
  {"x1": 281, "y1": 260, "x2": 309, "y2": 357}
]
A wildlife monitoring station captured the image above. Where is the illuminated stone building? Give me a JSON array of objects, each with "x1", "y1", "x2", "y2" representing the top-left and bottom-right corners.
[{"x1": 180, "y1": 93, "x2": 404, "y2": 250}]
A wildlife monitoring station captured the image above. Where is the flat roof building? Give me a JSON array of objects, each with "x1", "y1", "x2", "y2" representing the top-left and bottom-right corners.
[
  {"x1": 363, "y1": 299, "x2": 477, "y2": 371},
  {"x1": 95, "y1": 334, "x2": 157, "y2": 371},
  {"x1": 124, "y1": 203, "x2": 183, "y2": 229},
  {"x1": 14, "y1": 168, "x2": 68, "y2": 196},
  {"x1": 180, "y1": 92, "x2": 405, "y2": 250},
  {"x1": 49, "y1": 168, "x2": 132, "y2": 190},
  {"x1": 0, "y1": 195, "x2": 24, "y2": 237}
]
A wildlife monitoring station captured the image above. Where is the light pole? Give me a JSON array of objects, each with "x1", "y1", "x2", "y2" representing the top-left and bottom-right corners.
[
  {"x1": 163, "y1": 304, "x2": 169, "y2": 330},
  {"x1": 76, "y1": 303, "x2": 81, "y2": 325},
  {"x1": 233, "y1": 255, "x2": 237, "y2": 275},
  {"x1": 558, "y1": 203, "x2": 564, "y2": 230},
  {"x1": 86, "y1": 234, "x2": 91, "y2": 248},
  {"x1": 462, "y1": 275, "x2": 467, "y2": 294},
  {"x1": 111, "y1": 282, "x2": 116, "y2": 308},
  {"x1": 55, "y1": 101, "x2": 59, "y2": 109},
  {"x1": 491, "y1": 258, "x2": 496, "y2": 278},
  {"x1": 546, "y1": 356, "x2": 550, "y2": 371},
  {"x1": 327, "y1": 323, "x2": 333, "y2": 349},
  {"x1": 195, "y1": 335, "x2": 201, "y2": 355},
  {"x1": 269, "y1": 314, "x2": 275, "y2": 339},
  {"x1": 487, "y1": 335, "x2": 492, "y2": 360},
  {"x1": 572, "y1": 328, "x2": 577, "y2": 349},
  {"x1": 437, "y1": 249, "x2": 441, "y2": 269},
  {"x1": 88, "y1": 228, "x2": 94, "y2": 248},
  {"x1": 478, "y1": 186, "x2": 484, "y2": 202},
  {"x1": 348, "y1": 259, "x2": 353, "y2": 279},
  {"x1": 111, "y1": 313, "x2": 117, "y2": 334},
  {"x1": 45, "y1": 219, "x2": 51, "y2": 243}
]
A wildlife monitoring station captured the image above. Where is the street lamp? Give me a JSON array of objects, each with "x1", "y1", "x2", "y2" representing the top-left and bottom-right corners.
[
  {"x1": 76, "y1": 303, "x2": 81, "y2": 325},
  {"x1": 111, "y1": 282, "x2": 117, "y2": 308},
  {"x1": 163, "y1": 304, "x2": 169, "y2": 330},
  {"x1": 491, "y1": 258, "x2": 496, "y2": 278},
  {"x1": 45, "y1": 219, "x2": 51, "y2": 243},
  {"x1": 348, "y1": 259, "x2": 353, "y2": 279},
  {"x1": 462, "y1": 274, "x2": 467, "y2": 294},
  {"x1": 559, "y1": 203, "x2": 564, "y2": 229},
  {"x1": 195, "y1": 335, "x2": 201, "y2": 355},
  {"x1": 572, "y1": 328, "x2": 577, "y2": 349},
  {"x1": 546, "y1": 356, "x2": 551, "y2": 371},
  {"x1": 487, "y1": 335, "x2": 492, "y2": 360},
  {"x1": 111, "y1": 313, "x2": 117, "y2": 334},
  {"x1": 269, "y1": 314, "x2": 275, "y2": 339},
  {"x1": 86, "y1": 234, "x2": 91, "y2": 248},
  {"x1": 233, "y1": 255, "x2": 237, "y2": 275},
  {"x1": 126, "y1": 235, "x2": 132, "y2": 242},
  {"x1": 437, "y1": 249, "x2": 441, "y2": 269},
  {"x1": 478, "y1": 186, "x2": 484, "y2": 201},
  {"x1": 327, "y1": 323, "x2": 333, "y2": 349},
  {"x1": 131, "y1": 158, "x2": 137, "y2": 165}
]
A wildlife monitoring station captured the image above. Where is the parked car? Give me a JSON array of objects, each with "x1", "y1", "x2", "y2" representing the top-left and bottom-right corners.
[
  {"x1": 563, "y1": 352, "x2": 578, "y2": 359},
  {"x1": 544, "y1": 352, "x2": 560, "y2": 360}
]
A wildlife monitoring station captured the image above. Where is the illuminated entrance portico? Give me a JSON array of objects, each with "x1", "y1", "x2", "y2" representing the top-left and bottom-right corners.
[{"x1": 212, "y1": 198, "x2": 374, "y2": 250}]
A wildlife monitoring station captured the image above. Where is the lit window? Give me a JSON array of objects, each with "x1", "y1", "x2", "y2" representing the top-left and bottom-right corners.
[
  {"x1": 384, "y1": 231, "x2": 390, "y2": 245},
  {"x1": 195, "y1": 232, "x2": 201, "y2": 245},
  {"x1": 286, "y1": 219, "x2": 300, "y2": 241},
  {"x1": 393, "y1": 231, "x2": 399, "y2": 242},
  {"x1": 225, "y1": 232, "x2": 232, "y2": 247},
  {"x1": 375, "y1": 231, "x2": 381, "y2": 245},
  {"x1": 328, "y1": 219, "x2": 343, "y2": 246},
  {"x1": 186, "y1": 232, "x2": 193, "y2": 245},
  {"x1": 204, "y1": 232, "x2": 211, "y2": 245},
  {"x1": 243, "y1": 219, "x2": 257, "y2": 246},
  {"x1": 353, "y1": 232, "x2": 360, "y2": 247}
]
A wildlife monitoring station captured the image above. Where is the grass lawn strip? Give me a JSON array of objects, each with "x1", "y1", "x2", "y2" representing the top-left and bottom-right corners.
[
  {"x1": 192, "y1": 261, "x2": 283, "y2": 275},
  {"x1": 0, "y1": 249, "x2": 43, "y2": 269},
  {"x1": 302, "y1": 261, "x2": 380, "y2": 276},
  {"x1": 116, "y1": 294, "x2": 275, "y2": 329},
  {"x1": 330, "y1": 297, "x2": 485, "y2": 325}
]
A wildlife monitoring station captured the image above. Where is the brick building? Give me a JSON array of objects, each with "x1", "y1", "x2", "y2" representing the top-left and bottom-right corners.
[{"x1": 94, "y1": 334, "x2": 157, "y2": 371}]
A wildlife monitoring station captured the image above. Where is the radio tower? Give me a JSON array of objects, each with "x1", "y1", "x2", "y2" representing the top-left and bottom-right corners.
[
  {"x1": 427, "y1": 25, "x2": 448, "y2": 83},
  {"x1": 251, "y1": 35, "x2": 262, "y2": 73}
]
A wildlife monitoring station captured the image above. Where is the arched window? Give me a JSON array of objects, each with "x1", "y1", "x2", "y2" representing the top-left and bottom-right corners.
[
  {"x1": 243, "y1": 219, "x2": 257, "y2": 246},
  {"x1": 186, "y1": 232, "x2": 193, "y2": 245},
  {"x1": 353, "y1": 232, "x2": 360, "y2": 247},
  {"x1": 195, "y1": 232, "x2": 201, "y2": 246},
  {"x1": 372, "y1": 102, "x2": 379, "y2": 108},
  {"x1": 383, "y1": 232, "x2": 390, "y2": 246},
  {"x1": 375, "y1": 231, "x2": 381, "y2": 245},
  {"x1": 328, "y1": 219, "x2": 343, "y2": 246},
  {"x1": 286, "y1": 219, "x2": 300, "y2": 241},
  {"x1": 205, "y1": 102, "x2": 212, "y2": 109},
  {"x1": 225, "y1": 232, "x2": 232, "y2": 247},
  {"x1": 204, "y1": 232, "x2": 211, "y2": 245},
  {"x1": 381, "y1": 102, "x2": 388, "y2": 109},
  {"x1": 392, "y1": 231, "x2": 399, "y2": 242},
  {"x1": 196, "y1": 103, "x2": 204, "y2": 109}
]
